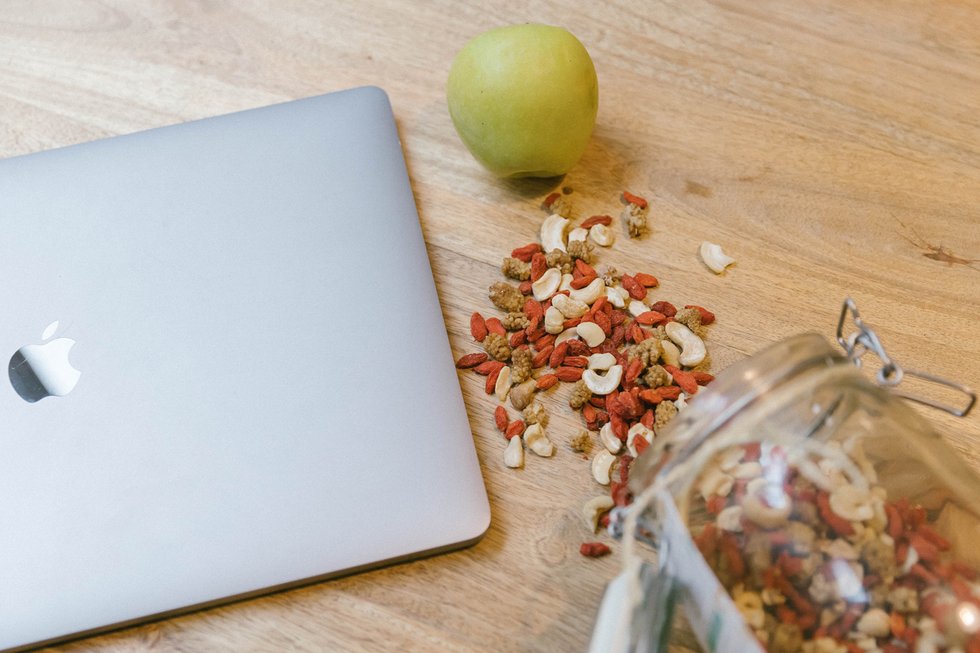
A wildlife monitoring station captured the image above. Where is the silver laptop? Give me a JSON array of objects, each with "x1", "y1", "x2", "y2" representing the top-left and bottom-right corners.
[{"x1": 0, "y1": 86, "x2": 489, "y2": 651}]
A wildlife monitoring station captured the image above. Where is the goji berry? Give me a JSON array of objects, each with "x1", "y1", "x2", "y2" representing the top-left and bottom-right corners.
[
  {"x1": 579, "y1": 542, "x2": 612, "y2": 557},
  {"x1": 504, "y1": 420, "x2": 525, "y2": 439},
  {"x1": 494, "y1": 406, "x2": 508, "y2": 432},
  {"x1": 532, "y1": 346, "x2": 553, "y2": 368},
  {"x1": 535, "y1": 374, "x2": 558, "y2": 390},
  {"x1": 555, "y1": 366, "x2": 584, "y2": 382},
  {"x1": 549, "y1": 341, "x2": 569, "y2": 369},
  {"x1": 473, "y1": 360, "x2": 505, "y2": 376},
  {"x1": 530, "y1": 252, "x2": 547, "y2": 281},
  {"x1": 455, "y1": 352, "x2": 488, "y2": 369},
  {"x1": 562, "y1": 355, "x2": 588, "y2": 368},
  {"x1": 635, "y1": 311, "x2": 666, "y2": 326},
  {"x1": 621, "y1": 274, "x2": 646, "y2": 300},
  {"x1": 485, "y1": 317, "x2": 505, "y2": 336},
  {"x1": 511, "y1": 242, "x2": 542, "y2": 262},
  {"x1": 542, "y1": 192, "x2": 561, "y2": 209},
  {"x1": 664, "y1": 365, "x2": 698, "y2": 394},
  {"x1": 518, "y1": 280, "x2": 532, "y2": 295},
  {"x1": 509, "y1": 330, "x2": 527, "y2": 347},
  {"x1": 566, "y1": 339, "x2": 591, "y2": 356},
  {"x1": 485, "y1": 367, "x2": 502, "y2": 394},
  {"x1": 634, "y1": 272, "x2": 659, "y2": 287},
  {"x1": 570, "y1": 274, "x2": 597, "y2": 289},
  {"x1": 579, "y1": 215, "x2": 612, "y2": 229},
  {"x1": 533, "y1": 334, "x2": 556, "y2": 351},
  {"x1": 622, "y1": 190, "x2": 648, "y2": 209},
  {"x1": 524, "y1": 298, "x2": 544, "y2": 321},
  {"x1": 658, "y1": 385, "x2": 681, "y2": 400},
  {"x1": 692, "y1": 371, "x2": 715, "y2": 385},
  {"x1": 574, "y1": 259, "x2": 597, "y2": 277},
  {"x1": 470, "y1": 312, "x2": 488, "y2": 342},
  {"x1": 648, "y1": 301, "x2": 677, "y2": 317}
]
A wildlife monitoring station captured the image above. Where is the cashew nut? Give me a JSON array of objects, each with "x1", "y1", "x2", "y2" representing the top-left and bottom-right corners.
[
  {"x1": 674, "y1": 393, "x2": 688, "y2": 411},
  {"x1": 541, "y1": 214, "x2": 569, "y2": 253},
  {"x1": 761, "y1": 588, "x2": 786, "y2": 606},
  {"x1": 494, "y1": 365, "x2": 512, "y2": 401},
  {"x1": 856, "y1": 608, "x2": 891, "y2": 638},
  {"x1": 568, "y1": 227, "x2": 588, "y2": 243},
  {"x1": 582, "y1": 365, "x2": 623, "y2": 395},
  {"x1": 732, "y1": 461, "x2": 763, "y2": 480},
  {"x1": 820, "y1": 538, "x2": 859, "y2": 561},
  {"x1": 531, "y1": 267, "x2": 562, "y2": 301},
  {"x1": 583, "y1": 495, "x2": 615, "y2": 533},
  {"x1": 576, "y1": 321, "x2": 606, "y2": 347},
  {"x1": 599, "y1": 422, "x2": 622, "y2": 454},
  {"x1": 523, "y1": 423, "x2": 555, "y2": 457},
  {"x1": 589, "y1": 223, "x2": 615, "y2": 247},
  {"x1": 660, "y1": 339, "x2": 681, "y2": 367},
  {"x1": 605, "y1": 286, "x2": 628, "y2": 308},
  {"x1": 554, "y1": 327, "x2": 579, "y2": 345},
  {"x1": 626, "y1": 423, "x2": 653, "y2": 457},
  {"x1": 829, "y1": 484, "x2": 874, "y2": 522},
  {"x1": 591, "y1": 449, "x2": 616, "y2": 485},
  {"x1": 733, "y1": 590, "x2": 765, "y2": 629},
  {"x1": 568, "y1": 278, "x2": 605, "y2": 305},
  {"x1": 544, "y1": 305, "x2": 565, "y2": 334},
  {"x1": 699, "y1": 241, "x2": 736, "y2": 274},
  {"x1": 559, "y1": 273, "x2": 574, "y2": 293},
  {"x1": 504, "y1": 435, "x2": 524, "y2": 468},
  {"x1": 697, "y1": 467, "x2": 734, "y2": 500},
  {"x1": 588, "y1": 353, "x2": 617, "y2": 370},
  {"x1": 717, "y1": 505, "x2": 744, "y2": 532},
  {"x1": 742, "y1": 488, "x2": 792, "y2": 528},
  {"x1": 628, "y1": 299, "x2": 650, "y2": 318},
  {"x1": 665, "y1": 321, "x2": 707, "y2": 367},
  {"x1": 551, "y1": 293, "x2": 589, "y2": 318}
]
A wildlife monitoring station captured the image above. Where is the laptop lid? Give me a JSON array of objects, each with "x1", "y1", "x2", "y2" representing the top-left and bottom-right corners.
[{"x1": 0, "y1": 86, "x2": 489, "y2": 651}]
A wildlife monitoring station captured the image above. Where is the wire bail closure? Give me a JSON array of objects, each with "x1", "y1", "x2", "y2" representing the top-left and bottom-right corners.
[{"x1": 836, "y1": 298, "x2": 976, "y2": 417}]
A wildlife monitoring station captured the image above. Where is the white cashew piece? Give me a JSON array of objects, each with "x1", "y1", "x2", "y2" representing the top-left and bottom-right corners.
[
  {"x1": 582, "y1": 364, "x2": 623, "y2": 395},
  {"x1": 554, "y1": 327, "x2": 580, "y2": 345},
  {"x1": 856, "y1": 608, "x2": 891, "y2": 638},
  {"x1": 589, "y1": 223, "x2": 615, "y2": 247},
  {"x1": 699, "y1": 241, "x2": 736, "y2": 274},
  {"x1": 494, "y1": 365, "x2": 511, "y2": 401},
  {"x1": 829, "y1": 484, "x2": 874, "y2": 522},
  {"x1": 660, "y1": 339, "x2": 681, "y2": 367},
  {"x1": 531, "y1": 268, "x2": 562, "y2": 301},
  {"x1": 605, "y1": 286, "x2": 628, "y2": 308},
  {"x1": 626, "y1": 423, "x2": 653, "y2": 457},
  {"x1": 588, "y1": 353, "x2": 617, "y2": 370},
  {"x1": 576, "y1": 321, "x2": 606, "y2": 347},
  {"x1": 568, "y1": 227, "x2": 588, "y2": 243},
  {"x1": 568, "y1": 278, "x2": 605, "y2": 305},
  {"x1": 541, "y1": 214, "x2": 569, "y2": 253},
  {"x1": 591, "y1": 449, "x2": 616, "y2": 485},
  {"x1": 665, "y1": 321, "x2": 707, "y2": 367},
  {"x1": 627, "y1": 299, "x2": 650, "y2": 318},
  {"x1": 733, "y1": 591, "x2": 765, "y2": 630},
  {"x1": 504, "y1": 435, "x2": 524, "y2": 468},
  {"x1": 551, "y1": 294, "x2": 589, "y2": 318},
  {"x1": 599, "y1": 422, "x2": 622, "y2": 454},
  {"x1": 674, "y1": 393, "x2": 688, "y2": 411},
  {"x1": 717, "y1": 505, "x2": 744, "y2": 532},
  {"x1": 558, "y1": 273, "x2": 574, "y2": 293},
  {"x1": 742, "y1": 489, "x2": 792, "y2": 528},
  {"x1": 544, "y1": 306, "x2": 565, "y2": 334},
  {"x1": 698, "y1": 466, "x2": 734, "y2": 500},
  {"x1": 522, "y1": 423, "x2": 555, "y2": 457},
  {"x1": 583, "y1": 495, "x2": 615, "y2": 533}
]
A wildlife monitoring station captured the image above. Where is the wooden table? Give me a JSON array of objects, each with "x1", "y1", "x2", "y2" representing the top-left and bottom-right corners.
[{"x1": 3, "y1": 2, "x2": 978, "y2": 651}]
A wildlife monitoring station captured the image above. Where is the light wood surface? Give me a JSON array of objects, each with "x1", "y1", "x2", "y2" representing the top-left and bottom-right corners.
[{"x1": 3, "y1": 2, "x2": 979, "y2": 651}]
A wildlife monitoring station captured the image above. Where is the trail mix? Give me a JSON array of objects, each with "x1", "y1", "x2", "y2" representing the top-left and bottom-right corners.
[
  {"x1": 454, "y1": 190, "x2": 716, "y2": 556},
  {"x1": 690, "y1": 442, "x2": 980, "y2": 653}
]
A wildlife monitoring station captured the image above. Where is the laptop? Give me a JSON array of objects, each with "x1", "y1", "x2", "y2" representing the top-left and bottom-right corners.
[{"x1": 0, "y1": 86, "x2": 490, "y2": 651}]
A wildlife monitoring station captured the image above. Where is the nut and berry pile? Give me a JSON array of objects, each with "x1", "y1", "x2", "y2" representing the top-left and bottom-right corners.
[
  {"x1": 454, "y1": 190, "x2": 717, "y2": 558},
  {"x1": 690, "y1": 442, "x2": 980, "y2": 653}
]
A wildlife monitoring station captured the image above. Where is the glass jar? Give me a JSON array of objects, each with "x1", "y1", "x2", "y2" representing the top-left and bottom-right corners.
[{"x1": 590, "y1": 300, "x2": 978, "y2": 653}]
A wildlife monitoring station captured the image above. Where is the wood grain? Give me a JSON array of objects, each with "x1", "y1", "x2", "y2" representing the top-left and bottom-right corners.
[{"x1": 1, "y1": 1, "x2": 977, "y2": 651}]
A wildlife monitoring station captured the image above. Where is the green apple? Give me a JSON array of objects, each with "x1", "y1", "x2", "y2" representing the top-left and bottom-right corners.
[{"x1": 447, "y1": 23, "x2": 598, "y2": 178}]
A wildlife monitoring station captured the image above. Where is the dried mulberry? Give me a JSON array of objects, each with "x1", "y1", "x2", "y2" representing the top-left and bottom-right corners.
[
  {"x1": 488, "y1": 282, "x2": 525, "y2": 313},
  {"x1": 642, "y1": 364, "x2": 671, "y2": 388},
  {"x1": 501, "y1": 257, "x2": 531, "y2": 281},
  {"x1": 674, "y1": 307, "x2": 705, "y2": 338},
  {"x1": 654, "y1": 400, "x2": 677, "y2": 430},
  {"x1": 510, "y1": 347, "x2": 533, "y2": 384},
  {"x1": 501, "y1": 311, "x2": 529, "y2": 331},
  {"x1": 570, "y1": 430, "x2": 591, "y2": 453},
  {"x1": 546, "y1": 194, "x2": 572, "y2": 218},
  {"x1": 622, "y1": 202, "x2": 648, "y2": 239},
  {"x1": 483, "y1": 333, "x2": 511, "y2": 362},
  {"x1": 566, "y1": 239, "x2": 594, "y2": 263},
  {"x1": 523, "y1": 401, "x2": 548, "y2": 427},
  {"x1": 568, "y1": 380, "x2": 592, "y2": 409},
  {"x1": 545, "y1": 248, "x2": 573, "y2": 274},
  {"x1": 630, "y1": 338, "x2": 662, "y2": 367}
]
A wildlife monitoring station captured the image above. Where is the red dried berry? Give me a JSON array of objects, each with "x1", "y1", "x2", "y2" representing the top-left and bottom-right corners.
[
  {"x1": 579, "y1": 215, "x2": 612, "y2": 229},
  {"x1": 535, "y1": 374, "x2": 559, "y2": 390},
  {"x1": 622, "y1": 191, "x2": 648, "y2": 209},
  {"x1": 634, "y1": 272, "x2": 659, "y2": 287},
  {"x1": 470, "y1": 312, "x2": 488, "y2": 342},
  {"x1": 494, "y1": 406, "x2": 509, "y2": 432},
  {"x1": 504, "y1": 420, "x2": 525, "y2": 439},
  {"x1": 455, "y1": 352, "x2": 488, "y2": 369},
  {"x1": 580, "y1": 542, "x2": 612, "y2": 557},
  {"x1": 485, "y1": 317, "x2": 506, "y2": 337}
]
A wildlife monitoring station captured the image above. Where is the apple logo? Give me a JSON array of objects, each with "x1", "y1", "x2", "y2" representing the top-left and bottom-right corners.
[{"x1": 8, "y1": 321, "x2": 81, "y2": 403}]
